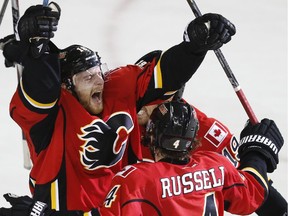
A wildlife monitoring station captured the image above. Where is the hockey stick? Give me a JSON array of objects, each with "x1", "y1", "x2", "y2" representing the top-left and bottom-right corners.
[
  {"x1": 43, "y1": 0, "x2": 49, "y2": 6},
  {"x1": 186, "y1": 0, "x2": 259, "y2": 125},
  {"x1": 0, "y1": 0, "x2": 9, "y2": 26},
  {"x1": 11, "y1": 0, "x2": 32, "y2": 169}
]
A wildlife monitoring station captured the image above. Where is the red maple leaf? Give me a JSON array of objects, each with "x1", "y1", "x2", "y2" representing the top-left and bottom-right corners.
[{"x1": 213, "y1": 129, "x2": 222, "y2": 137}]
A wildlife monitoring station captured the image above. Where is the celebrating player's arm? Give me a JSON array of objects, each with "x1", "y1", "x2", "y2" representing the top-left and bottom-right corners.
[{"x1": 134, "y1": 12, "x2": 236, "y2": 104}]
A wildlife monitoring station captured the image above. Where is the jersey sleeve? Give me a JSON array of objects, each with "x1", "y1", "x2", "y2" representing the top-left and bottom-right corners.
[
  {"x1": 9, "y1": 53, "x2": 61, "y2": 155},
  {"x1": 20, "y1": 53, "x2": 61, "y2": 111},
  {"x1": 218, "y1": 153, "x2": 268, "y2": 215},
  {"x1": 10, "y1": 52, "x2": 61, "y2": 128},
  {"x1": 192, "y1": 104, "x2": 240, "y2": 167},
  {"x1": 135, "y1": 42, "x2": 206, "y2": 110}
]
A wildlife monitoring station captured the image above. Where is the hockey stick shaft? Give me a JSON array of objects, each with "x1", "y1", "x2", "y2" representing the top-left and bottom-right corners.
[
  {"x1": 43, "y1": 0, "x2": 49, "y2": 6},
  {"x1": 11, "y1": 0, "x2": 20, "y2": 40},
  {"x1": 0, "y1": 0, "x2": 9, "y2": 26},
  {"x1": 186, "y1": 0, "x2": 259, "y2": 125}
]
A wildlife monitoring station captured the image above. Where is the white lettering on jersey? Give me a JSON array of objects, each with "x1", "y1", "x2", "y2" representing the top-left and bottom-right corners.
[
  {"x1": 160, "y1": 166, "x2": 225, "y2": 198},
  {"x1": 160, "y1": 178, "x2": 173, "y2": 198},
  {"x1": 182, "y1": 173, "x2": 193, "y2": 193}
]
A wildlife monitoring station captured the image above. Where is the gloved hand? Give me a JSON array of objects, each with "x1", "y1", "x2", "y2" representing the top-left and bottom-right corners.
[
  {"x1": 0, "y1": 193, "x2": 52, "y2": 216},
  {"x1": 0, "y1": 34, "x2": 18, "y2": 67},
  {"x1": 0, "y1": 35, "x2": 15, "y2": 51},
  {"x1": 17, "y1": 2, "x2": 60, "y2": 58},
  {"x1": 183, "y1": 13, "x2": 236, "y2": 53},
  {"x1": 238, "y1": 118, "x2": 284, "y2": 173},
  {"x1": 0, "y1": 193, "x2": 99, "y2": 216}
]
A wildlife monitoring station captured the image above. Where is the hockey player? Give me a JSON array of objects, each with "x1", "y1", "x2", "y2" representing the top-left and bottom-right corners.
[
  {"x1": 0, "y1": 100, "x2": 284, "y2": 216},
  {"x1": 136, "y1": 53, "x2": 288, "y2": 216},
  {"x1": 138, "y1": 100, "x2": 288, "y2": 216},
  {"x1": 0, "y1": 1, "x2": 236, "y2": 212}
]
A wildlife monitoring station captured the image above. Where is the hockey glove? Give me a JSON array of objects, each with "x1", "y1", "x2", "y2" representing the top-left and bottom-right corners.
[
  {"x1": 0, "y1": 34, "x2": 19, "y2": 67},
  {"x1": 17, "y1": 2, "x2": 61, "y2": 58},
  {"x1": 0, "y1": 35, "x2": 15, "y2": 51},
  {"x1": 0, "y1": 193, "x2": 52, "y2": 216},
  {"x1": 238, "y1": 118, "x2": 284, "y2": 173},
  {"x1": 0, "y1": 193, "x2": 100, "y2": 216},
  {"x1": 183, "y1": 13, "x2": 236, "y2": 53}
]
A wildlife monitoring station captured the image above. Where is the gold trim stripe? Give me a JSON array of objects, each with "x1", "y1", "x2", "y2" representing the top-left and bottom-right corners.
[
  {"x1": 241, "y1": 167, "x2": 268, "y2": 190},
  {"x1": 51, "y1": 180, "x2": 59, "y2": 210},
  {"x1": 20, "y1": 79, "x2": 57, "y2": 109},
  {"x1": 153, "y1": 59, "x2": 163, "y2": 89}
]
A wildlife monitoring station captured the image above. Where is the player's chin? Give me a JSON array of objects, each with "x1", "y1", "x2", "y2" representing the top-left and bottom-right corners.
[
  {"x1": 89, "y1": 101, "x2": 103, "y2": 115},
  {"x1": 86, "y1": 98, "x2": 104, "y2": 115}
]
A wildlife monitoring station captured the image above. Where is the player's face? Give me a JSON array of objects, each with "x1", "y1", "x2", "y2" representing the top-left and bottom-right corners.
[{"x1": 72, "y1": 66, "x2": 104, "y2": 115}]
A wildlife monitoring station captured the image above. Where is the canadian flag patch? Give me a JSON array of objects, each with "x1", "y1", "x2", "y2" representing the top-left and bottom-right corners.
[{"x1": 204, "y1": 121, "x2": 228, "y2": 147}]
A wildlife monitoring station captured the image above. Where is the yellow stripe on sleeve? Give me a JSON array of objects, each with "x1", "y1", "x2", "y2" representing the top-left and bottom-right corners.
[
  {"x1": 51, "y1": 180, "x2": 59, "y2": 210},
  {"x1": 153, "y1": 58, "x2": 163, "y2": 89},
  {"x1": 20, "y1": 78, "x2": 57, "y2": 109},
  {"x1": 241, "y1": 167, "x2": 268, "y2": 190}
]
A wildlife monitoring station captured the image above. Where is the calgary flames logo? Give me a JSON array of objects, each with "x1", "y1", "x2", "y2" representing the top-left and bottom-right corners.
[{"x1": 78, "y1": 112, "x2": 134, "y2": 170}]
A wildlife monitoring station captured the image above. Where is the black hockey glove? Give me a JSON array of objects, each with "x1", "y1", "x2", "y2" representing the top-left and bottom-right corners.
[
  {"x1": 17, "y1": 2, "x2": 60, "y2": 58},
  {"x1": 0, "y1": 35, "x2": 15, "y2": 51},
  {"x1": 183, "y1": 13, "x2": 236, "y2": 53},
  {"x1": 0, "y1": 193, "x2": 100, "y2": 216},
  {"x1": 0, "y1": 193, "x2": 53, "y2": 216},
  {"x1": 238, "y1": 118, "x2": 284, "y2": 173},
  {"x1": 0, "y1": 34, "x2": 19, "y2": 67}
]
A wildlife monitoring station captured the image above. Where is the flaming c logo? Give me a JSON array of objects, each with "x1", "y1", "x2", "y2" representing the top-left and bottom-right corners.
[{"x1": 78, "y1": 112, "x2": 134, "y2": 170}]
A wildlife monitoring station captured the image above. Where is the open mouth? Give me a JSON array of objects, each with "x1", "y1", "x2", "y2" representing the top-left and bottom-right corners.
[{"x1": 92, "y1": 91, "x2": 102, "y2": 102}]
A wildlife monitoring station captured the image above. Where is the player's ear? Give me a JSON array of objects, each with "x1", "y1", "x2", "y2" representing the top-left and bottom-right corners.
[{"x1": 61, "y1": 82, "x2": 72, "y2": 93}]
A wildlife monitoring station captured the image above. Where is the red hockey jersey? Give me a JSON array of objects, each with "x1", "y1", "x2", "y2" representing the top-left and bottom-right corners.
[{"x1": 98, "y1": 151, "x2": 266, "y2": 216}]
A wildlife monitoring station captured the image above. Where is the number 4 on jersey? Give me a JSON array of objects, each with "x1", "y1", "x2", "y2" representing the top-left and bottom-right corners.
[{"x1": 103, "y1": 185, "x2": 121, "y2": 208}]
